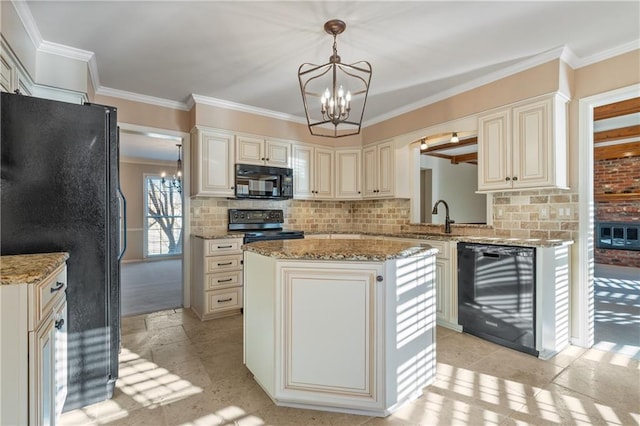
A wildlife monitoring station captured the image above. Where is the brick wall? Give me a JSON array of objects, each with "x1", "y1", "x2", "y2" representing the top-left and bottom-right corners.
[
  {"x1": 594, "y1": 157, "x2": 640, "y2": 197},
  {"x1": 594, "y1": 155, "x2": 640, "y2": 267}
]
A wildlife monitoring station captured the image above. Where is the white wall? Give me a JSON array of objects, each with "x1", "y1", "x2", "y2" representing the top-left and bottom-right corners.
[{"x1": 420, "y1": 155, "x2": 486, "y2": 224}]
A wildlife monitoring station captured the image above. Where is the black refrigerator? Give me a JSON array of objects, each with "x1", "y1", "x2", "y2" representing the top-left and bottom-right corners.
[{"x1": 1, "y1": 92, "x2": 123, "y2": 410}]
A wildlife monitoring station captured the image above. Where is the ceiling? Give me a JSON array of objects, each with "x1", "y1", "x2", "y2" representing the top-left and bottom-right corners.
[{"x1": 24, "y1": 1, "x2": 639, "y2": 130}]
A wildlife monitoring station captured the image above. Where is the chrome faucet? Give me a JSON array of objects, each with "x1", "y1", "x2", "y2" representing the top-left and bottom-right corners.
[{"x1": 432, "y1": 199, "x2": 455, "y2": 234}]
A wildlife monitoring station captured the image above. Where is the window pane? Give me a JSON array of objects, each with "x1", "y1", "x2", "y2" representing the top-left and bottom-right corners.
[{"x1": 145, "y1": 176, "x2": 183, "y2": 257}]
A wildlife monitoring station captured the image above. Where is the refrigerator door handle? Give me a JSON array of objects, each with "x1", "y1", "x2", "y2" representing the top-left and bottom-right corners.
[{"x1": 118, "y1": 187, "x2": 127, "y2": 260}]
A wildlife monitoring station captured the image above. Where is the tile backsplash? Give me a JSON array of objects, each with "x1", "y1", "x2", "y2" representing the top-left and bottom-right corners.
[{"x1": 190, "y1": 189, "x2": 578, "y2": 242}]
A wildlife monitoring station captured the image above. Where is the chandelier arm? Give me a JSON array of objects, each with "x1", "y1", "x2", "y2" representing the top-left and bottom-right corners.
[{"x1": 337, "y1": 62, "x2": 373, "y2": 75}]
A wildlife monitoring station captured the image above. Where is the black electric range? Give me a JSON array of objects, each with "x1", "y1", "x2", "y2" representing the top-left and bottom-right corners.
[{"x1": 228, "y1": 209, "x2": 304, "y2": 244}]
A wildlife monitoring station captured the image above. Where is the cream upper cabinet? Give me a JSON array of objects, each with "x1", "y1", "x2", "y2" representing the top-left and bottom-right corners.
[
  {"x1": 363, "y1": 140, "x2": 395, "y2": 198},
  {"x1": 478, "y1": 94, "x2": 568, "y2": 192},
  {"x1": 1, "y1": 40, "x2": 33, "y2": 96},
  {"x1": 191, "y1": 127, "x2": 235, "y2": 197},
  {"x1": 236, "y1": 135, "x2": 291, "y2": 168},
  {"x1": 292, "y1": 144, "x2": 334, "y2": 199},
  {"x1": 335, "y1": 149, "x2": 362, "y2": 199}
]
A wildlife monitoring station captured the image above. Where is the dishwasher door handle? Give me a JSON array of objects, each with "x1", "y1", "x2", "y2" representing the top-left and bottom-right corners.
[{"x1": 482, "y1": 252, "x2": 500, "y2": 258}]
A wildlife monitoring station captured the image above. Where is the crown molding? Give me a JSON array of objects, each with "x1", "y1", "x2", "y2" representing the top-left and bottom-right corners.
[
  {"x1": 38, "y1": 40, "x2": 94, "y2": 61},
  {"x1": 10, "y1": 0, "x2": 42, "y2": 48},
  {"x1": 573, "y1": 39, "x2": 640, "y2": 69},
  {"x1": 190, "y1": 94, "x2": 307, "y2": 125},
  {"x1": 96, "y1": 86, "x2": 190, "y2": 111}
]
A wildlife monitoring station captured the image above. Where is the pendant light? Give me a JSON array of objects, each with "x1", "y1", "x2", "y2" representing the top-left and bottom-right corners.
[
  {"x1": 162, "y1": 144, "x2": 183, "y2": 193},
  {"x1": 298, "y1": 19, "x2": 372, "y2": 138}
]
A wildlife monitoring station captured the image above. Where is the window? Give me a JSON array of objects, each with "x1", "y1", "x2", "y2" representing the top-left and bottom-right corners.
[{"x1": 144, "y1": 175, "x2": 183, "y2": 257}]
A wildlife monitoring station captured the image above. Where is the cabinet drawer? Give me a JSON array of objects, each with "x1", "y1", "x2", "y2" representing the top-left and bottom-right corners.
[
  {"x1": 33, "y1": 265, "x2": 67, "y2": 328},
  {"x1": 205, "y1": 254, "x2": 242, "y2": 273},
  {"x1": 205, "y1": 239, "x2": 242, "y2": 256},
  {"x1": 205, "y1": 287, "x2": 243, "y2": 314},
  {"x1": 423, "y1": 240, "x2": 449, "y2": 259},
  {"x1": 205, "y1": 271, "x2": 243, "y2": 290}
]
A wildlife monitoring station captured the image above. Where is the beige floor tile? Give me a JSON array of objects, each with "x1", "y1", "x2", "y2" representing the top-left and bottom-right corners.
[
  {"x1": 120, "y1": 315, "x2": 147, "y2": 336},
  {"x1": 60, "y1": 310, "x2": 640, "y2": 426},
  {"x1": 151, "y1": 339, "x2": 203, "y2": 368},
  {"x1": 94, "y1": 406, "x2": 166, "y2": 426},
  {"x1": 161, "y1": 375, "x2": 272, "y2": 425},
  {"x1": 553, "y1": 349, "x2": 640, "y2": 410},
  {"x1": 435, "y1": 332, "x2": 502, "y2": 369},
  {"x1": 235, "y1": 403, "x2": 372, "y2": 426},
  {"x1": 435, "y1": 326, "x2": 457, "y2": 340},
  {"x1": 505, "y1": 382, "x2": 640, "y2": 426},
  {"x1": 461, "y1": 347, "x2": 565, "y2": 393},
  {"x1": 364, "y1": 389, "x2": 508, "y2": 426}
]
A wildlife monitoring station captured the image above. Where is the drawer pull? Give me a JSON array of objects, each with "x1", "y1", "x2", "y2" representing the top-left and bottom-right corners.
[
  {"x1": 217, "y1": 278, "x2": 233, "y2": 283},
  {"x1": 217, "y1": 262, "x2": 233, "y2": 266},
  {"x1": 50, "y1": 282, "x2": 65, "y2": 293},
  {"x1": 217, "y1": 245, "x2": 233, "y2": 249},
  {"x1": 55, "y1": 319, "x2": 65, "y2": 330},
  {"x1": 217, "y1": 297, "x2": 233, "y2": 303}
]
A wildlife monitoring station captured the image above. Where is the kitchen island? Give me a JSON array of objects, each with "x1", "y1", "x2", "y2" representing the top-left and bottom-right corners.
[{"x1": 243, "y1": 239, "x2": 439, "y2": 417}]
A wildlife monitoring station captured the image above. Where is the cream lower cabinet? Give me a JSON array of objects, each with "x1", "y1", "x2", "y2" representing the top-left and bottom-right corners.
[
  {"x1": 1, "y1": 262, "x2": 68, "y2": 426},
  {"x1": 191, "y1": 127, "x2": 235, "y2": 197},
  {"x1": 244, "y1": 251, "x2": 437, "y2": 416},
  {"x1": 191, "y1": 237, "x2": 244, "y2": 320},
  {"x1": 292, "y1": 144, "x2": 334, "y2": 199},
  {"x1": 478, "y1": 94, "x2": 568, "y2": 191},
  {"x1": 390, "y1": 238, "x2": 460, "y2": 330}
]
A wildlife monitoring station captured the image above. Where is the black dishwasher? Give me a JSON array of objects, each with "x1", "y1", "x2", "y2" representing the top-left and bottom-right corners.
[{"x1": 458, "y1": 243, "x2": 538, "y2": 356}]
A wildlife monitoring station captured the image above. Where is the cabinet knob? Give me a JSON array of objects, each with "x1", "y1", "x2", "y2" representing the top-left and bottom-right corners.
[
  {"x1": 261, "y1": 157, "x2": 265, "y2": 160},
  {"x1": 512, "y1": 176, "x2": 518, "y2": 181},
  {"x1": 55, "y1": 319, "x2": 64, "y2": 330},
  {"x1": 505, "y1": 177, "x2": 511, "y2": 181},
  {"x1": 266, "y1": 158, "x2": 269, "y2": 161},
  {"x1": 376, "y1": 275, "x2": 384, "y2": 282},
  {"x1": 358, "y1": 191, "x2": 361, "y2": 194},
  {"x1": 231, "y1": 186, "x2": 235, "y2": 189}
]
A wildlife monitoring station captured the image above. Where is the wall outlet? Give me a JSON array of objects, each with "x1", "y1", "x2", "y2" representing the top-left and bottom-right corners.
[
  {"x1": 540, "y1": 206, "x2": 549, "y2": 220},
  {"x1": 496, "y1": 208, "x2": 504, "y2": 219}
]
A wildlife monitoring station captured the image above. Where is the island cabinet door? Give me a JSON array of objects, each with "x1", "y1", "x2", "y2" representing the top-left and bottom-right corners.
[{"x1": 276, "y1": 263, "x2": 385, "y2": 410}]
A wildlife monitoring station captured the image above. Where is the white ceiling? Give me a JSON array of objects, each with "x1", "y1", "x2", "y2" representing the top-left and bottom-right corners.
[{"x1": 21, "y1": 1, "x2": 640, "y2": 158}]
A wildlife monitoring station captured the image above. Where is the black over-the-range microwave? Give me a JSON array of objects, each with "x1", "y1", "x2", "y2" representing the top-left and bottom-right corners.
[{"x1": 234, "y1": 163, "x2": 294, "y2": 200}]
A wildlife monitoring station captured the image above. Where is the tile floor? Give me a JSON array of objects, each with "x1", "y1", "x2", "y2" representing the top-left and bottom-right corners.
[{"x1": 60, "y1": 309, "x2": 640, "y2": 426}]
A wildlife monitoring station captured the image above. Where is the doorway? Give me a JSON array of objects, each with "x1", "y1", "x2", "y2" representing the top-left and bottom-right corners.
[
  {"x1": 118, "y1": 124, "x2": 190, "y2": 317},
  {"x1": 577, "y1": 83, "x2": 640, "y2": 352}
]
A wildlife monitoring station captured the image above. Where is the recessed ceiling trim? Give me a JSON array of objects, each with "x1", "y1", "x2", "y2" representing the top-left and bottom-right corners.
[
  {"x1": 96, "y1": 86, "x2": 190, "y2": 111},
  {"x1": 190, "y1": 94, "x2": 307, "y2": 125}
]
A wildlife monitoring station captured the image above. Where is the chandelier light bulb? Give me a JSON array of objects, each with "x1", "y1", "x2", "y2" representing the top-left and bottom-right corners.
[{"x1": 451, "y1": 132, "x2": 459, "y2": 143}]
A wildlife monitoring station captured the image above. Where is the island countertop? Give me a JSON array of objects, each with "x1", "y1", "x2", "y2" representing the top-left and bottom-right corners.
[
  {"x1": 0, "y1": 252, "x2": 69, "y2": 285},
  {"x1": 242, "y1": 238, "x2": 438, "y2": 261}
]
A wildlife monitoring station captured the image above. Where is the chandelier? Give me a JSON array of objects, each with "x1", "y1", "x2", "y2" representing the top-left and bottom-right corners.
[
  {"x1": 298, "y1": 19, "x2": 372, "y2": 138},
  {"x1": 162, "y1": 144, "x2": 183, "y2": 193}
]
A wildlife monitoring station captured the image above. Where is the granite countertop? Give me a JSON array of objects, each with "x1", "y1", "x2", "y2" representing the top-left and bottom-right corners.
[
  {"x1": 243, "y1": 238, "x2": 438, "y2": 261},
  {"x1": 194, "y1": 230, "x2": 573, "y2": 248},
  {"x1": 193, "y1": 233, "x2": 245, "y2": 240},
  {"x1": 0, "y1": 252, "x2": 69, "y2": 286}
]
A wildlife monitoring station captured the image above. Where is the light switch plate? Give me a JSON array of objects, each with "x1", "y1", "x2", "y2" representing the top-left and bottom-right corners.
[{"x1": 540, "y1": 206, "x2": 549, "y2": 220}]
